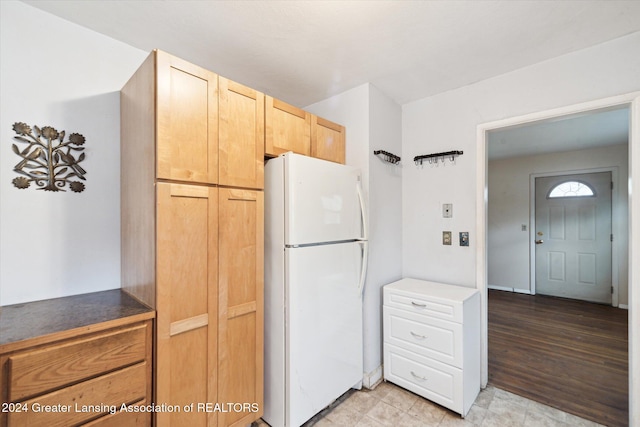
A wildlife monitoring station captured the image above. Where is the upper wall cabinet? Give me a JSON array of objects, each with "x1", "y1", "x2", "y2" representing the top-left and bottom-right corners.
[
  {"x1": 311, "y1": 115, "x2": 346, "y2": 164},
  {"x1": 156, "y1": 51, "x2": 219, "y2": 184},
  {"x1": 126, "y1": 50, "x2": 266, "y2": 189},
  {"x1": 265, "y1": 96, "x2": 311, "y2": 157},
  {"x1": 219, "y1": 77, "x2": 265, "y2": 189}
]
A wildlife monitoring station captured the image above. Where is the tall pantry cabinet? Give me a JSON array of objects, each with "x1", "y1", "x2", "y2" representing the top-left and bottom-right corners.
[{"x1": 121, "y1": 50, "x2": 264, "y2": 427}]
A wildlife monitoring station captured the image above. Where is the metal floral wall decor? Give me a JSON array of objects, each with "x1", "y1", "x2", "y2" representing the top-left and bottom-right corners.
[{"x1": 11, "y1": 122, "x2": 87, "y2": 192}]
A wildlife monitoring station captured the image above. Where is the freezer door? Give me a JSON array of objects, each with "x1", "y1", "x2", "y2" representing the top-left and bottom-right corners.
[
  {"x1": 285, "y1": 153, "x2": 364, "y2": 245},
  {"x1": 286, "y1": 242, "x2": 364, "y2": 427}
]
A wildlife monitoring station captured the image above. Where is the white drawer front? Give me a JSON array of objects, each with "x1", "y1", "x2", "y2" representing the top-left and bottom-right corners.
[
  {"x1": 384, "y1": 307, "x2": 462, "y2": 368},
  {"x1": 383, "y1": 344, "x2": 462, "y2": 414},
  {"x1": 384, "y1": 290, "x2": 462, "y2": 323}
]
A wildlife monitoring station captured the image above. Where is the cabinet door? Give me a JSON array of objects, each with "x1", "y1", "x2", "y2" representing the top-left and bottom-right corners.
[
  {"x1": 219, "y1": 77, "x2": 265, "y2": 189},
  {"x1": 156, "y1": 183, "x2": 218, "y2": 427},
  {"x1": 218, "y1": 188, "x2": 264, "y2": 427},
  {"x1": 265, "y1": 96, "x2": 311, "y2": 157},
  {"x1": 310, "y1": 115, "x2": 345, "y2": 164},
  {"x1": 156, "y1": 51, "x2": 218, "y2": 184}
]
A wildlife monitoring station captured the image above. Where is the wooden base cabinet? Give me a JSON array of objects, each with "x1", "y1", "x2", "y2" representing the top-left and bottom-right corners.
[
  {"x1": 121, "y1": 50, "x2": 264, "y2": 427},
  {"x1": 0, "y1": 291, "x2": 154, "y2": 427},
  {"x1": 383, "y1": 278, "x2": 481, "y2": 418}
]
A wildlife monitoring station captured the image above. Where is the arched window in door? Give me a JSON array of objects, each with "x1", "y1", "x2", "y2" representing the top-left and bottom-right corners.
[{"x1": 547, "y1": 181, "x2": 595, "y2": 198}]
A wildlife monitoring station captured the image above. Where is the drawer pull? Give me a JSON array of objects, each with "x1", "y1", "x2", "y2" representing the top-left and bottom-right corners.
[
  {"x1": 410, "y1": 331, "x2": 427, "y2": 340},
  {"x1": 411, "y1": 301, "x2": 426, "y2": 308},
  {"x1": 410, "y1": 371, "x2": 428, "y2": 381}
]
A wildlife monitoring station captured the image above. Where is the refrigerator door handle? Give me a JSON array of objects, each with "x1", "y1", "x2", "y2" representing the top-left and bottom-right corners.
[
  {"x1": 357, "y1": 241, "x2": 369, "y2": 297},
  {"x1": 356, "y1": 181, "x2": 368, "y2": 241}
]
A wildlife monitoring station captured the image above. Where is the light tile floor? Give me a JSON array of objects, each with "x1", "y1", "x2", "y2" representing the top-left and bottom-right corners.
[{"x1": 256, "y1": 381, "x2": 604, "y2": 427}]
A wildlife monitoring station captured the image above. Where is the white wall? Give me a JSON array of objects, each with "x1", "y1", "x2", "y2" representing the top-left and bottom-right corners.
[
  {"x1": 306, "y1": 83, "x2": 403, "y2": 385},
  {"x1": 488, "y1": 144, "x2": 629, "y2": 305},
  {"x1": 364, "y1": 86, "x2": 403, "y2": 380},
  {"x1": 0, "y1": 1, "x2": 147, "y2": 305},
  {"x1": 306, "y1": 84, "x2": 370, "y2": 187},
  {"x1": 402, "y1": 31, "x2": 640, "y2": 288}
]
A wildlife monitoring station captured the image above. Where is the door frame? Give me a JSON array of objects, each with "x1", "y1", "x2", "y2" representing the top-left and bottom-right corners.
[
  {"x1": 529, "y1": 168, "x2": 619, "y2": 306},
  {"x1": 476, "y1": 91, "x2": 640, "y2": 425}
]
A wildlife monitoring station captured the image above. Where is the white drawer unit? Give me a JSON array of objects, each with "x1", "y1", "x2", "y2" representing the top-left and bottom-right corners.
[{"x1": 383, "y1": 278, "x2": 481, "y2": 417}]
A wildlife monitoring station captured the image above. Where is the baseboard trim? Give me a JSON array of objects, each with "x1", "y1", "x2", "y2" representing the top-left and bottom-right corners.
[
  {"x1": 488, "y1": 285, "x2": 513, "y2": 292},
  {"x1": 362, "y1": 365, "x2": 383, "y2": 389},
  {"x1": 619, "y1": 304, "x2": 629, "y2": 310},
  {"x1": 488, "y1": 285, "x2": 531, "y2": 294}
]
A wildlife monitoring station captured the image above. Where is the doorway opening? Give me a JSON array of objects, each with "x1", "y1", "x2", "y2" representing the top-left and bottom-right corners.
[
  {"x1": 486, "y1": 105, "x2": 628, "y2": 304},
  {"x1": 476, "y1": 93, "x2": 639, "y2": 425}
]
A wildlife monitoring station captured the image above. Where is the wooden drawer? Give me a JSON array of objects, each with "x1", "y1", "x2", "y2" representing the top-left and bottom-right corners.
[
  {"x1": 383, "y1": 344, "x2": 462, "y2": 414},
  {"x1": 383, "y1": 307, "x2": 462, "y2": 368},
  {"x1": 83, "y1": 400, "x2": 150, "y2": 427},
  {"x1": 7, "y1": 324, "x2": 148, "y2": 401},
  {"x1": 7, "y1": 362, "x2": 147, "y2": 427}
]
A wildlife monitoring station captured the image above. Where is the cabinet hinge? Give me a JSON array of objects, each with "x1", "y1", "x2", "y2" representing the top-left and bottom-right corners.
[
  {"x1": 611, "y1": 181, "x2": 614, "y2": 190},
  {"x1": 611, "y1": 234, "x2": 613, "y2": 242},
  {"x1": 611, "y1": 286, "x2": 614, "y2": 294}
]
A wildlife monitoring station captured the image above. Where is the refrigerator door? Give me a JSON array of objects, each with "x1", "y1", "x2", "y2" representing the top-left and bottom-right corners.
[
  {"x1": 286, "y1": 242, "x2": 364, "y2": 427},
  {"x1": 285, "y1": 153, "x2": 365, "y2": 245}
]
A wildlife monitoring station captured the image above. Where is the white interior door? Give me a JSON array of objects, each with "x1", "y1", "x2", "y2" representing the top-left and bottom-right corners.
[{"x1": 535, "y1": 172, "x2": 612, "y2": 303}]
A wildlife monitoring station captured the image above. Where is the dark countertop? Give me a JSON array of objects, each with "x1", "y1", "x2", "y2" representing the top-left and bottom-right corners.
[{"x1": 0, "y1": 289, "x2": 154, "y2": 348}]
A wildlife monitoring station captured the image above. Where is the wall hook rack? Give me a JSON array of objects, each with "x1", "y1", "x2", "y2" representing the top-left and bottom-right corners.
[
  {"x1": 374, "y1": 150, "x2": 401, "y2": 164},
  {"x1": 414, "y1": 150, "x2": 463, "y2": 166}
]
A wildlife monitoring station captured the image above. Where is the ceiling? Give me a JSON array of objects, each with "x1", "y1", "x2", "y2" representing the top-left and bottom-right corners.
[
  {"x1": 488, "y1": 106, "x2": 630, "y2": 160},
  {"x1": 22, "y1": 0, "x2": 640, "y2": 108}
]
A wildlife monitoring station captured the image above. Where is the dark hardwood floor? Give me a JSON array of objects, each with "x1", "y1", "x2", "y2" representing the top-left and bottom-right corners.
[{"x1": 488, "y1": 289, "x2": 629, "y2": 426}]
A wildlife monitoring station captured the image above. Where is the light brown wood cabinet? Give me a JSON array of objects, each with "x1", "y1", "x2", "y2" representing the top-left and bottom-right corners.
[
  {"x1": 156, "y1": 182, "x2": 218, "y2": 427},
  {"x1": 218, "y1": 188, "x2": 264, "y2": 427},
  {"x1": 311, "y1": 115, "x2": 346, "y2": 164},
  {"x1": 220, "y1": 78, "x2": 265, "y2": 189},
  {"x1": 121, "y1": 50, "x2": 264, "y2": 427},
  {"x1": 265, "y1": 96, "x2": 346, "y2": 164},
  {"x1": 265, "y1": 96, "x2": 311, "y2": 157},
  {"x1": 156, "y1": 51, "x2": 218, "y2": 184},
  {"x1": 0, "y1": 291, "x2": 154, "y2": 427}
]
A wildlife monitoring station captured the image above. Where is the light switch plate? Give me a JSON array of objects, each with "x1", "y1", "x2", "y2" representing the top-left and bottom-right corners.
[
  {"x1": 459, "y1": 232, "x2": 469, "y2": 246},
  {"x1": 443, "y1": 203, "x2": 453, "y2": 218},
  {"x1": 443, "y1": 231, "x2": 452, "y2": 245}
]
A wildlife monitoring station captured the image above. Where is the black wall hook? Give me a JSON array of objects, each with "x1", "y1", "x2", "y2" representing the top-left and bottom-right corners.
[
  {"x1": 414, "y1": 150, "x2": 463, "y2": 166},
  {"x1": 374, "y1": 150, "x2": 401, "y2": 164}
]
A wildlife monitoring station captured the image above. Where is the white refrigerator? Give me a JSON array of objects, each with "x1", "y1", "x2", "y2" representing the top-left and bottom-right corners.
[{"x1": 264, "y1": 153, "x2": 368, "y2": 427}]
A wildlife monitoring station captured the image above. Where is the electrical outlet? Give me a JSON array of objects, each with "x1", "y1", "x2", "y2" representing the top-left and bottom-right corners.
[
  {"x1": 459, "y1": 232, "x2": 469, "y2": 247},
  {"x1": 443, "y1": 231, "x2": 452, "y2": 245},
  {"x1": 443, "y1": 203, "x2": 453, "y2": 218}
]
